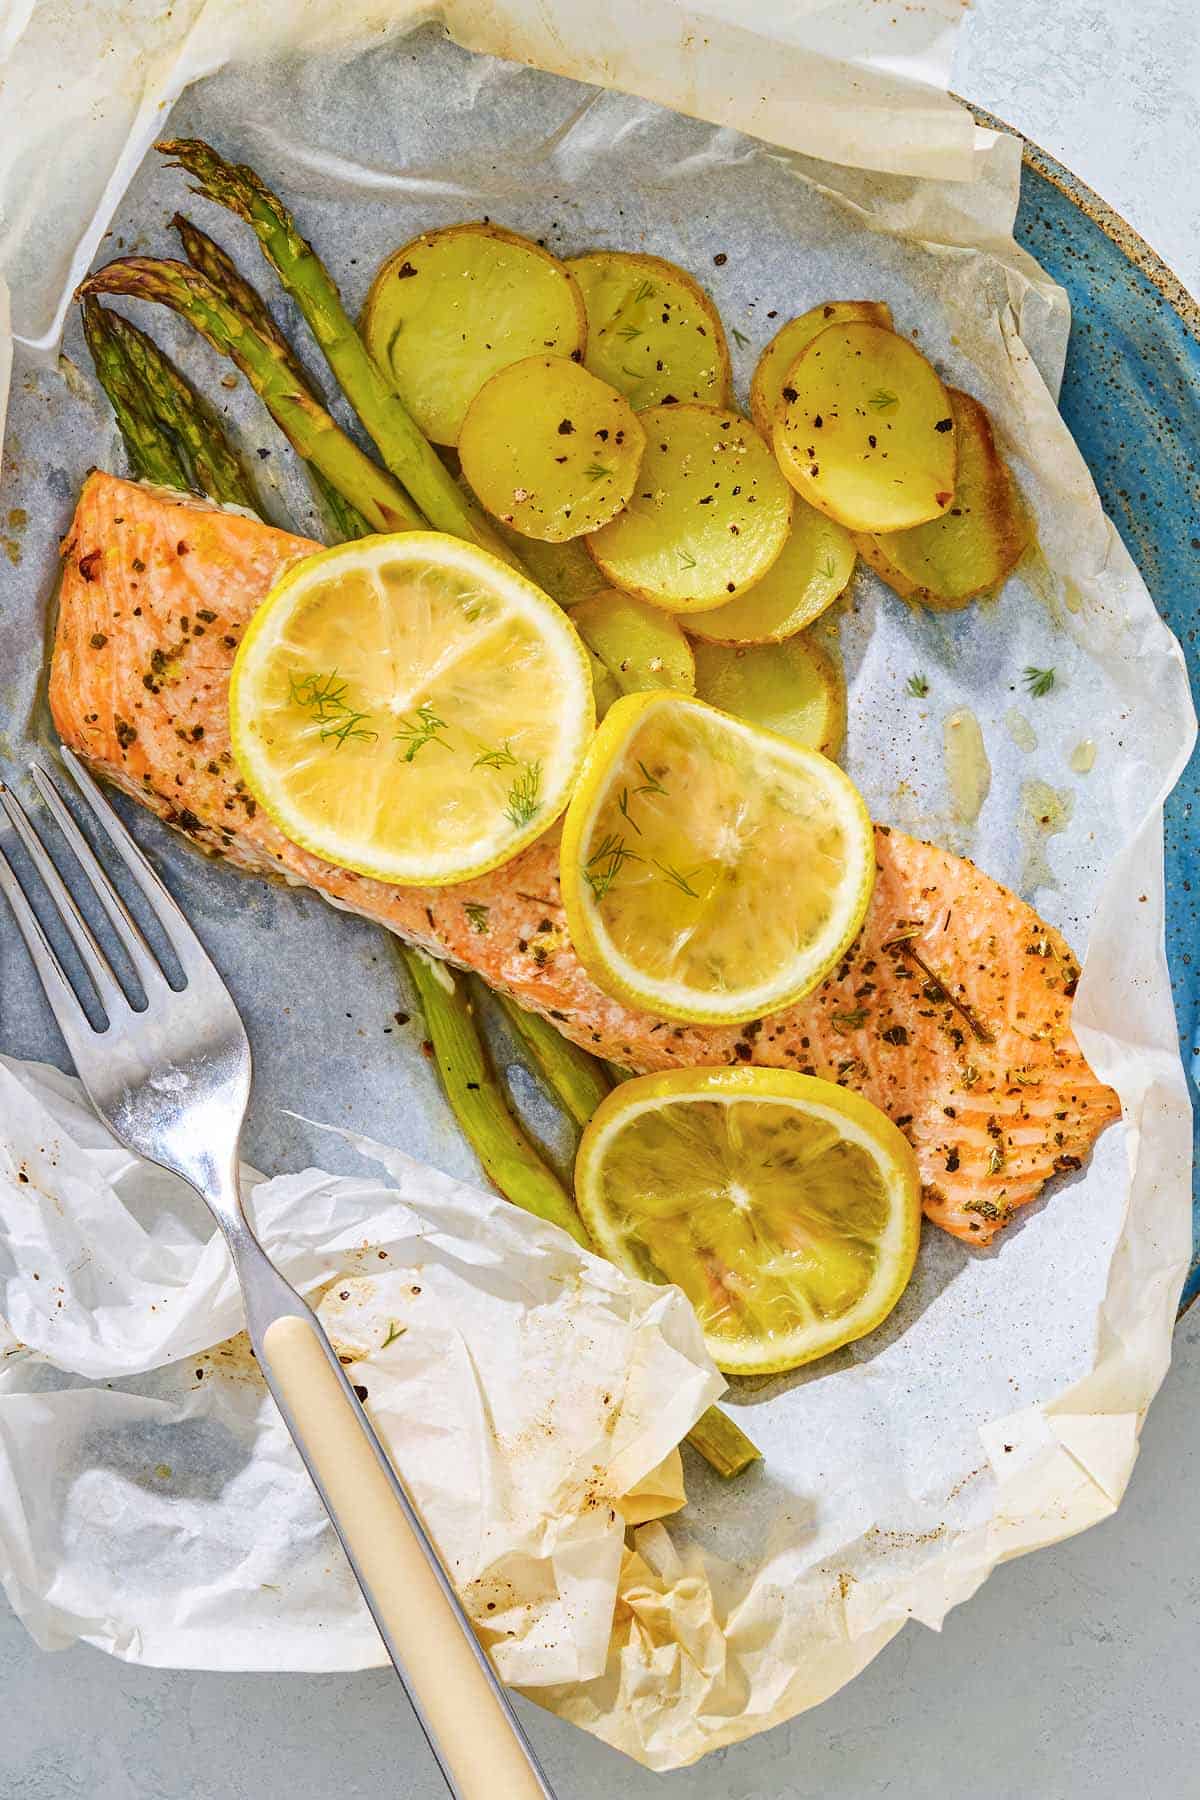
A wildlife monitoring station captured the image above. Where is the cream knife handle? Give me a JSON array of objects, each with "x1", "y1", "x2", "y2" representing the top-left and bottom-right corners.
[{"x1": 257, "y1": 1309, "x2": 555, "y2": 1800}]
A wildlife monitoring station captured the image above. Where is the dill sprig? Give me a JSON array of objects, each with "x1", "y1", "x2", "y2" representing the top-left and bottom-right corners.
[
  {"x1": 473, "y1": 741, "x2": 519, "y2": 771},
  {"x1": 393, "y1": 702, "x2": 449, "y2": 762},
  {"x1": 585, "y1": 831, "x2": 643, "y2": 901},
  {"x1": 678, "y1": 548, "x2": 698, "y2": 571},
  {"x1": 906, "y1": 672, "x2": 929, "y2": 698},
  {"x1": 463, "y1": 901, "x2": 490, "y2": 934},
  {"x1": 731, "y1": 327, "x2": 751, "y2": 349},
  {"x1": 288, "y1": 669, "x2": 378, "y2": 747},
  {"x1": 615, "y1": 323, "x2": 643, "y2": 342},
  {"x1": 632, "y1": 279, "x2": 655, "y2": 305},
  {"x1": 504, "y1": 759, "x2": 543, "y2": 828},
  {"x1": 1023, "y1": 666, "x2": 1056, "y2": 698},
  {"x1": 653, "y1": 860, "x2": 700, "y2": 897},
  {"x1": 616, "y1": 786, "x2": 643, "y2": 833},
  {"x1": 868, "y1": 388, "x2": 898, "y2": 413},
  {"x1": 584, "y1": 462, "x2": 614, "y2": 480}
]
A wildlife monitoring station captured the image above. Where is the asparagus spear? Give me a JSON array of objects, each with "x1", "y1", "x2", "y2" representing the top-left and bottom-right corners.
[
  {"x1": 80, "y1": 299, "x2": 192, "y2": 492},
  {"x1": 157, "y1": 139, "x2": 517, "y2": 566},
  {"x1": 78, "y1": 258, "x2": 423, "y2": 536},
  {"x1": 172, "y1": 213, "x2": 370, "y2": 543},
  {"x1": 486, "y1": 984, "x2": 613, "y2": 1130},
  {"x1": 82, "y1": 278, "x2": 760, "y2": 1480},
  {"x1": 172, "y1": 212, "x2": 309, "y2": 381},
  {"x1": 103, "y1": 308, "x2": 259, "y2": 512},
  {"x1": 403, "y1": 948, "x2": 588, "y2": 1246}
]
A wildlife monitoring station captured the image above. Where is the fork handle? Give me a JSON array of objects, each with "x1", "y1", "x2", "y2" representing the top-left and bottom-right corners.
[{"x1": 249, "y1": 1302, "x2": 555, "y2": 1800}]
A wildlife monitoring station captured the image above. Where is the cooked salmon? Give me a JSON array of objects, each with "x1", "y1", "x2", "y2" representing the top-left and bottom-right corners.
[{"x1": 49, "y1": 473, "x2": 1119, "y2": 1244}]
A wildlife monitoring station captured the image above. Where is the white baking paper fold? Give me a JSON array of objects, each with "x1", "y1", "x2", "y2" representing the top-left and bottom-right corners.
[
  {"x1": 0, "y1": 1057, "x2": 720, "y2": 1679},
  {"x1": 0, "y1": 0, "x2": 976, "y2": 349},
  {"x1": 0, "y1": 0, "x2": 1194, "y2": 1774}
]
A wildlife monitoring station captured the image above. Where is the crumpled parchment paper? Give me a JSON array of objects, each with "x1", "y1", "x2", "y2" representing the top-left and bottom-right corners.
[
  {"x1": 0, "y1": 0, "x2": 1195, "y2": 1773},
  {"x1": 0, "y1": 1056, "x2": 720, "y2": 1680}
]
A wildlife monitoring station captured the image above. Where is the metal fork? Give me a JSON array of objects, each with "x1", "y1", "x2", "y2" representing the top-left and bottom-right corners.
[{"x1": 0, "y1": 749, "x2": 556, "y2": 1800}]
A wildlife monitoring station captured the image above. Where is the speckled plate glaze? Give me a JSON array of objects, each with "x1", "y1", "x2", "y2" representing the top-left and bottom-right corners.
[{"x1": 981, "y1": 111, "x2": 1200, "y2": 1309}]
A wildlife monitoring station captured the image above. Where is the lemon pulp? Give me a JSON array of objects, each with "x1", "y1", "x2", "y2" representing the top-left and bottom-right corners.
[
  {"x1": 560, "y1": 691, "x2": 874, "y2": 1023},
  {"x1": 576, "y1": 1067, "x2": 921, "y2": 1373}
]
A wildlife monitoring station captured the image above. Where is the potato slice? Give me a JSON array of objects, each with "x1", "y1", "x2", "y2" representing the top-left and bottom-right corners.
[
  {"x1": 692, "y1": 636, "x2": 845, "y2": 760},
  {"x1": 687, "y1": 495, "x2": 855, "y2": 644},
  {"x1": 773, "y1": 322, "x2": 957, "y2": 533},
  {"x1": 459, "y1": 356, "x2": 645, "y2": 542},
  {"x1": 568, "y1": 251, "x2": 732, "y2": 410},
  {"x1": 572, "y1": 589, "x2": 696, "y2": 700},
  {"x1": 750, "y1": 300, "x2": 892, "y2": 439},
  {"x1": 853, "y1": 388, "x2": 1029, "y2": 608},
  {"x1": 586, "y1": 404, "x2": 792, "y2": 614},
  {"x1": 585, "y1": 644, "x2": 623, "y2": 719},
  {"x1": 361, "y1": 223, "x2": 586, "y2": 446},
  {"x1": 492, "y1": 525, "x2": 609, "y2": 608}
]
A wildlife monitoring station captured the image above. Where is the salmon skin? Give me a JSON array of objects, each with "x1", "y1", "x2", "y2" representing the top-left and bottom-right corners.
[{"x1": 50, "y1": 473, "x2": 1119, "y2": 1244}]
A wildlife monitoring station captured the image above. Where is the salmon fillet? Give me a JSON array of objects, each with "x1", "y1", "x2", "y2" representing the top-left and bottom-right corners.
[{"x1": 49, "y1": 473, "x2": 1119, "y2": 1244}]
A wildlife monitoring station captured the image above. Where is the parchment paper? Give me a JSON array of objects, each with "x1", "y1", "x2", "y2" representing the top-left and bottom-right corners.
[
  {"x1": 0, "y1": 0, "x2": 1195, "y2": 1773},
  {"x1": 0, "y1": 1056, "x2": 720, "y2": 1679}
]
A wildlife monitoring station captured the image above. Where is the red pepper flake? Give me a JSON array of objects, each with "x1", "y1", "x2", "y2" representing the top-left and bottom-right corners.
[{"x1": 78, "y1": 549, "x2": 101, "y2": 582}]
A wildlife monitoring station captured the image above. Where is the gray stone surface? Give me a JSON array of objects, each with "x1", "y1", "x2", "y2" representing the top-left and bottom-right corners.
[{"x1": 2, "y1": 4, "x2": 1197, "y2": 1796}]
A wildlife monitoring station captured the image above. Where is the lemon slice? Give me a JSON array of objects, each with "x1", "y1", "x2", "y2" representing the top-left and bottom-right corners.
[
  {"x1": 229, "y1": 533, "x2": 594, "y2": 884},
  {"x1": 575, "y1": 1067, "x2": 921, "y2": 1373},
  {"x1": 560, "y1": 691, "x2": 874, "y2": 1023}
]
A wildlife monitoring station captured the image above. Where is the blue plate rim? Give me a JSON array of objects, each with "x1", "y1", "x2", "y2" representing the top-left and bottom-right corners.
[{"x1": 966, "y1": 99, "x2": 1198, "y2": 1314}]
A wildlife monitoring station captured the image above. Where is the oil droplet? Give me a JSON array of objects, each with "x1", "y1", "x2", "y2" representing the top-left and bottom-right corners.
[
  {"x1": 943, "y1": 709, "x2": 991, "y2": 826},
  {"x1": 1004, "y1": 708, "x2": 1038, "y2": 754},
  {"x1": 1069, "y1": 738, "x2": 1096, "y2": 774},
  {"x1": 1019, "y1": 780, "x2": 1075, "y2": 892}
]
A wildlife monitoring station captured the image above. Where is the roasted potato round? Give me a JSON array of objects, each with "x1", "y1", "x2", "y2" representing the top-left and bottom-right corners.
[
  {"x1": 692, "y1": 635, "x2": 845, "y2": 759},
  {"x1": 586, "y1": 404, "x2": 793, "y2": 613},
  {"x1": 567, "y1": 250, "x2": 732, "y2": 410},
  {"x1": 853, "y1": 388, "x2": 1029, "y2": 608},
  {"x1": 750, "y1": 300, "x2": 892, "y2": 439},
  {"x1": 459, "y1": 355, "x2": 645, "y2": 542},
  {"x1": 773, "y1": 322, "x2": 957, "y2": 533},
  {"x1": 572, "y1": 589, "x2": 696, "y2": 698},
  {"x1": 687, "y1": 495, "x2": 855, "y2": 644},
  {"x1": 362, "y1": 223, "x2": 586, "y2": 446}
]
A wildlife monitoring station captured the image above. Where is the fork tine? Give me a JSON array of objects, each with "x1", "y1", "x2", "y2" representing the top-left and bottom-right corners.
[
  {"x1": 55, "y1": 748, "x2": 209, "y2": 973},
  {"x1": 0, "y1": 783, "x2": 130, "y2": 1020},
  {"x1": 0, "y1": 837, "x2": 97, "y2": 1052},
  {"x1": 29, "y1": 762, "x2": 163, "y2": 985}
]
